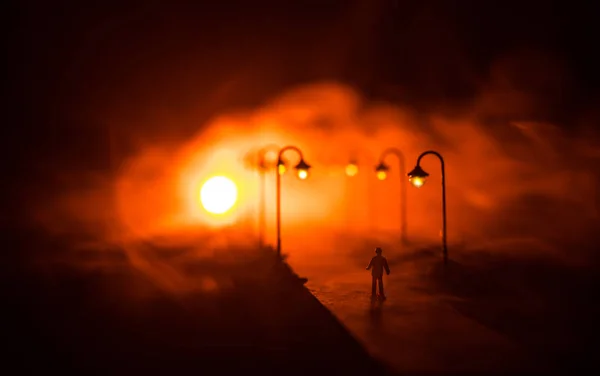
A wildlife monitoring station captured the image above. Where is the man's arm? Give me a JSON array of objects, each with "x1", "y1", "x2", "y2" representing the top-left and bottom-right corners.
[
  {"x1": 366, "y1": 258, "x2": 373, "y2": 270},
  {"x1": 384, "y1": 258, "x2": 390, "y2": 275}
]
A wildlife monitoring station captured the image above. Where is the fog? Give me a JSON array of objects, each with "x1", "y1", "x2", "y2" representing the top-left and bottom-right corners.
[
  {"x1": 26, "y1": 48, "x2": 600, "y2": 296},
  {"x1": 15, "y1": 0, "x2": 599, "y2": 294}
]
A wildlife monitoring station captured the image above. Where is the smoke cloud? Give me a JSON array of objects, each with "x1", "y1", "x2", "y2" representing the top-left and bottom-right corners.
[{"x1": 26, "y1": 49, "x2": 600, "y2": 292}]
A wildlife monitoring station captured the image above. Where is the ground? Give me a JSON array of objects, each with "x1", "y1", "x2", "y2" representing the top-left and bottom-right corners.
[
  {"x1": 4, "y1": 232, "x2": 598, "y2": 375},
  {"x1": 3, "y1": 234, "x2": 391, "y2": 376},
  {"x1": 289, "y1": 245, "x2": 599, "y2": 374}
]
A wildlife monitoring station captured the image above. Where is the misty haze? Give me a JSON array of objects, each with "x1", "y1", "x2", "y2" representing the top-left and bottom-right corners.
[{"x1": 5, "y1": 1, "x2": 600, "y2": 375}]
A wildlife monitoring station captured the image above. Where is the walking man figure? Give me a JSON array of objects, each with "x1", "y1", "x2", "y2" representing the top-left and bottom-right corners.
[{"x1": 366, "y1": 247, "x2": 390, "y2": 299}]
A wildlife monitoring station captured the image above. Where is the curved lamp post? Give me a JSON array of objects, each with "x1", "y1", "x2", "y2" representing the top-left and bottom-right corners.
[
  {"x1": 344, "y1": 153, "x2": 379, "y2": 232},
  {"x1": 374, "y1": 147, "x2": 408, "y2": 245},
  {"x1": 343, "y1": 158, "x2": 359, "y2": 228},
  {"x1": 276, "y1": 146, "x2": 311, "y2": 257},
  {"x1": 256, "y1": 144, "x2": 283, "y2": 249},
  {"x1": 407, "y1": 150, "x2": 447, "y2": 265}
]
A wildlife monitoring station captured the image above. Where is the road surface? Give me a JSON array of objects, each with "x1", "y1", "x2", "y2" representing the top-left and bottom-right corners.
[{"x1": 289, "y1": 246, "x2": 596, "y2": 374}]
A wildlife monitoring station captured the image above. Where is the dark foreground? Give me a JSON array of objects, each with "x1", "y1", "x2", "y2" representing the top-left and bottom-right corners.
[
  {"x1": 3, "y1": 236, "x2": 392, "y2": 376},
  {"x1": 292, "y1": 241, "x2": 600, "y2": 375}
]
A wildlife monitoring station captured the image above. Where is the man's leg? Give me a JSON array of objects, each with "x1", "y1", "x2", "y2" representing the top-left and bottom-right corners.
[
  {"x1": 378, "y1": 276, "x2": 385, "y2": 297},
  {"x1": 371, "y1": 276, "x2": 377, "y2": 296}
]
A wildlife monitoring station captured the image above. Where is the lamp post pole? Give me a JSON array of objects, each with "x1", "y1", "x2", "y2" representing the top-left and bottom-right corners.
[
  {"x1": 344, "y1": 158, "x2": 358, "y2": 228},
  {"x1": 257, "y1": 144, "x2": 280, "y2": 250},
  {"x1": 376, "y1": 147, "x2": 408, "y2": 245},
  {"x1": 409, "y1": 150, "x2": 447, "y2": 265},
  {"x1": 276, "y1": 146, "x2": 311, "y2": 258},
  {"x1": 344, "y1": 155, "x2": 377, "y2": 232}
]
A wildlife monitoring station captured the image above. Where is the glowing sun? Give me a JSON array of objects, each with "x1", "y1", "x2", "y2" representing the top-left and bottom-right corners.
[{"x1": 200, "y1": 176, "x2": 238, "y2": 214}]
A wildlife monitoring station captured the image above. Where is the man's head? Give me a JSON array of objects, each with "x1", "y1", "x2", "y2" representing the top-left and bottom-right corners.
[{"x1": 375, "y1": 247, "x2": 382, "y2": 254}]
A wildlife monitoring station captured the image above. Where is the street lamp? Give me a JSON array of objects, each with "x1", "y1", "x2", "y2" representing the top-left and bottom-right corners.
[
  {"x1": 375, "y1": 162, "x2": 389, "y2": 181},
  {"x1": 345, "y1": 155, "x2": 387, "y2": 232},
  {"x1": 256, "y1": 144, "x2": 283, "y2": 250},
  {"x1": 276, "y1": 145, "x2": 311, "y2": 257},
  {"x1": 343, "y1": 159, "x2": 360, "y2": 228},
  {"x1": 407, "y1": 150, "x2": 448, "y2": 265},
  {"x1": 374, "y1": 147, "x2": 408, "y2": 245},
  {"x1": 345, "y1": 160, "x2": 359, "y2": 177}
]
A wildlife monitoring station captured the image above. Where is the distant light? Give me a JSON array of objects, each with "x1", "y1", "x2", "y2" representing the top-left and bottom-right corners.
[
  {"x1": 375, "y1": 161, "x2": 389, "y2": 181},
  {"x1": 294, "y1": 159, "x2": 311, "y2": 180},
  {"x1": 297, "y1": 169, "x2": 309, "y2": 180},
  {"x1": 346, "y1": 163, "x2": 359, "y2": 177},
  {"x1": 200, "y1": 176, "x2": 238, "y2": 214},
  {"x1": 407, "y1": 165, "x2": 429, "y2": 188},
  {"x1": 278, "y1": 163, "x2": 287, "y2": 175},
  {"x1": 409, "y1": 176, "x2": 425, "y2": 188}
]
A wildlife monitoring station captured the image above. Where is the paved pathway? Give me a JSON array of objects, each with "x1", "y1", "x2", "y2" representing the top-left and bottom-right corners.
[{"x1": 290, "y1": 250, "x2": 551, "y2": 374}]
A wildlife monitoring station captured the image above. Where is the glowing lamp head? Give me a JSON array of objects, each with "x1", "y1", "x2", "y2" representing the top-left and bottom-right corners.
[
  {"x1": 200, "y1": 176, "x2": 238, "y2": 214},
  {"x1": 277, "y1": 160, "x2": 287, "y2": 175},
  {"x1": 345, "y1": 161, "x2": 359, "y2": 177},
  {"x1": 375, "y1": 162, "x2": 389, "y2": 180},
  {"x1": 408, "y1": 165, "x2": 429, "y2": 188},
  {"x1": 294, "y1": 159, "x2": 311, "y2": 180},
  {"x1": 258, "y1": 146, "x2": 280, "y2": 171}
]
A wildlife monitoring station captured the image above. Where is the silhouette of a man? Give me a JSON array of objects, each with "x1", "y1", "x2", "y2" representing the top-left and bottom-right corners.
[{"x1": 366, "y1": 247, "x2": 390, "y2": 299}]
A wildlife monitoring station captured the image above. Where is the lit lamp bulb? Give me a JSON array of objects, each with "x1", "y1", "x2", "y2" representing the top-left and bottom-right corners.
[
  {"x1": 375, "y1": 162, "x2": 389, "y2": 181},
  {"x1": 409, "y1": 176, "x2": 425, "y2": 188},
  {"x1": 297, "y1": 169, "x2": 309, "y2": 180},
  {"x1": 294, "y1": 159, "x2": 311, "y2": 180},
  {"x1": 278, "y1": 162, "x2": 287, "y2": 175},
  {"x1": 407, "y1": 165, "x2": 429, "y2": 188},
  {"x1": 346, "y1": 162, "x2": 359, "y2": 177}
]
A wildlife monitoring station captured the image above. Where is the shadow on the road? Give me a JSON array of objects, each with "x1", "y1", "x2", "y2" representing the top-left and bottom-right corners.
[
  {"x1": 431, "y1": 259, "x2": 518, "y2": 299},
  {"x1": 425, "y1": 254, "x2": 599, "y2": 373},
  {"x1": 3, "y1": 235, "x2": 396, "y2": 376},
  {"x1": 368, "y1": 297, "x2": 384, "y2": 329}
]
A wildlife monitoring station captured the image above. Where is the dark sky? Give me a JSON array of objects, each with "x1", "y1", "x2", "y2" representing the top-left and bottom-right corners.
[{"x1": 5, "y1": 0, "x2": 600, "y2": 177}]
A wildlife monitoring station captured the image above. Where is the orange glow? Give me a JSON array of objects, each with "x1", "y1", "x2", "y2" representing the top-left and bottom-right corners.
[
  {"x1": 346, "y1": 163, "x2": 359, "y2": 177},
  {"x1": 200, "y1": 176, "x2": 238, "y2": 214},
  {"x1": 297, "y1": 168, "x2": 309, "y2": 180},
  {"x1": 410, "y1": 176, "x2": 426, "y2": 188},
  {"x1": 36, "y1": 80, "x2": 600, "y2": 287}
]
